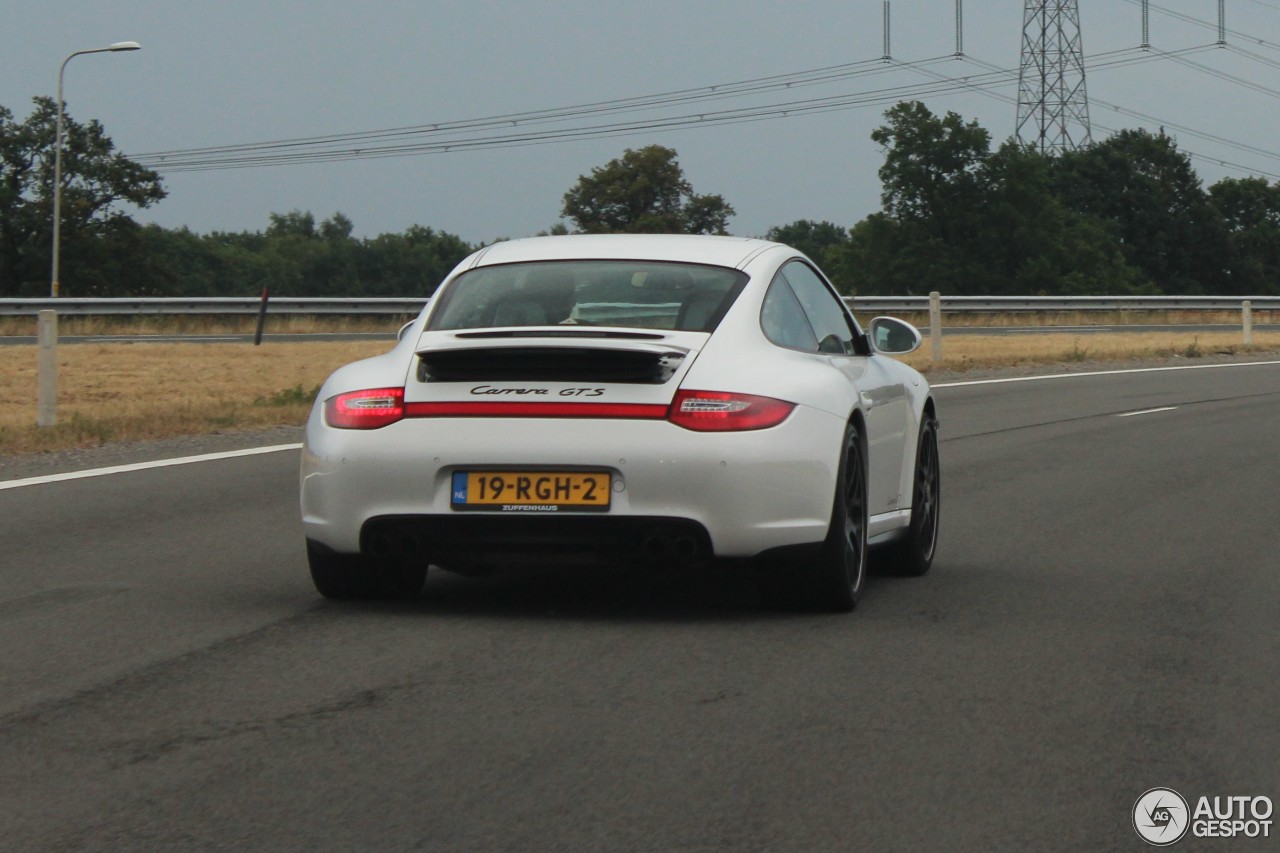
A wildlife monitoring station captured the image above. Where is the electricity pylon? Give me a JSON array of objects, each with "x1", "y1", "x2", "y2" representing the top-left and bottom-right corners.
[{"x1": 1016, "y1": 0, "x2": 1092, "y2": 153}]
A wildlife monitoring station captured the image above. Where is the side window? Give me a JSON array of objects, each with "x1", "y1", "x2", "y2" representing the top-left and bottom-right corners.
[
  {"x1": 780, "y1": 262, "x2": 857, "y2": 355},
  {"x1": 760, "y1": 273, "x2": 819, "y2": 352}
]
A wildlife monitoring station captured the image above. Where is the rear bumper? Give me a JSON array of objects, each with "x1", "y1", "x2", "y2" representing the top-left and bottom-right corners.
[{"x1": 300, "y1": 405, "x2": 845, "y2": 561}]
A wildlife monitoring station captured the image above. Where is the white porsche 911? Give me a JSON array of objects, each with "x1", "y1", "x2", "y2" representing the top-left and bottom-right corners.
[{"x1": 300, "y1": 234, "x2": 939, "y2": 611}]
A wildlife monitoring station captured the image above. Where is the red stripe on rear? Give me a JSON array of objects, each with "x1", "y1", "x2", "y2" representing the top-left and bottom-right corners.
[{"x1": 404, "y1": 401, "x2": 670, "y2": 419}]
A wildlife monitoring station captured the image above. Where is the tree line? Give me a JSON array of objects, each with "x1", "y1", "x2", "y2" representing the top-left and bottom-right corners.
[
  {"x1": 813, "y1": 101, "x2": 1280, "y2": 297},
  {"x1": 3, "y1": 96, "x2": 1279, "y2": 298}
]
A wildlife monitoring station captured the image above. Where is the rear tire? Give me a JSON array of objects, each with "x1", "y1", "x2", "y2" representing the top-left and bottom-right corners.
[
  {"x1": 878, "y1": 416, "x2": 940, "y2": 577},
  {"x1": 306, "y1": 540, "x2": 426, "y2": 600},
  {"x1": 801, "y1": 420, "x2": 869, "y2": 612}
]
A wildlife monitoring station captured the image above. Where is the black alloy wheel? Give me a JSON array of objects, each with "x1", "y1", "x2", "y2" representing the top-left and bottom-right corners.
[
  {"x1": 805, "y1": 420, "x2": 869, "y2": 612},
  {"x1": 878, "y1": 416, "x2": 940, "y2": 577}
]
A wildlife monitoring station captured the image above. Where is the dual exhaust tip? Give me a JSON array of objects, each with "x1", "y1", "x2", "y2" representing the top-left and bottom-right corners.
[
  {"x1": 366, "y1": 531, "x2": 425, "y2": 562},
  {"x1": 641, "y1": 531, "x2": 704, "y2": 566}
]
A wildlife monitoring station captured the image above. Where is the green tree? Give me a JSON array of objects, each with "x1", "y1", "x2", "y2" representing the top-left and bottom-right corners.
[
  {"x1": 765, "y1": 220, "x2": 849, "y2": 264},
  {"x1": 766, "y1": 219, "x2": 855, "y2": 292},
  {"x1": 1208, "y1": 176, "x2": 1280, "y2": 295},
  {"x1": 355, "y1": 224, "x2": 474, "y2": 296},
  {"x1": 971, "y1": 141, "x2": 1142, "y2": 295},
  {"x1": 0, "y1": 97, "x2": 165, "y2": 295},
  {"x1": 561, "y1": 145, "x2": 734, "y2": 234},
  {"x1": 266, "y1": 209, "x2": 317, "y2": 239},
  {"x1": 319, "y1": 211, "x2": 354, "y2": 242},
  {"x1": 310, "y1": 215, "x2": 360, "y2": 296},
  {"x1": 846, "y1": 105, "x2": 1143, "y2": 296},
  {"x1": 860, "y1": 102, "x2": 992, "y2": 294},
  {"x1": 871, "y1": 101, "x2": 990, "y2": 235},
  {"x1": 840, "y1": 214, "x2": 957, "y2": 296},
  {"x1": 125, "y1": 213, "x2": 473, "y2": 298},
  {"x1": 256, "y1": 212, "x2": 465, "y2": 296},
  {"x1": 1052, "y1": 129, "x2": 1226, "y2": 293},
  {"x1": 132, "y1": 224, "x2": 223, "y2": 296}
]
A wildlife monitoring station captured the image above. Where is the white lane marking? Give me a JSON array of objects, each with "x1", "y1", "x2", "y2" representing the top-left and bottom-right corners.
[
  {"x1": 1117, "y1": 407, "x2": 1178, "y2": 418},
  {"x1": 933, "y1": 359, "x2": 1280, "y2": 388},
  {"x1": 0, "y1": 444, "x2": 302, "y2": 491}
]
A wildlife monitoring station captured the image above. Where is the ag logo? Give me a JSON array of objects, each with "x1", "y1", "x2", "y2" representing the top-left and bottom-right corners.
[{"x1": 1134, "y1": 788, "x2": 1190, "y2": 846}]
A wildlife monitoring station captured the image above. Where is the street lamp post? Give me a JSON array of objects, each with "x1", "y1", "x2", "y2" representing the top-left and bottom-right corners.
[
  {"x1": 40, "y1": 40, "x2": 140, "y2": 428},
  {"x1": 51, "y1": 40, "x2": 141, "y2": 298}
]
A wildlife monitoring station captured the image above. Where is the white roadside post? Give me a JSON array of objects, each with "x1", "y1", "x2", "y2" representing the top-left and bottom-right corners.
[
  {"x1": 41, "y1": 40, "x2": 141, "y2": 427},
  {"x1": 1243, "y1": 300, "x2": 1253, "y2": 346},
  {"x1": 929, "y1": 291, "x2": 942, "y2": 366},
  {"x1": 37, "y1": 311, "x2": 58, "y2": 427}
]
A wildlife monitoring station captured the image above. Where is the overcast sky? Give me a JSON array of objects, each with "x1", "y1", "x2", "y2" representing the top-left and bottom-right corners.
[{"x1": 5, "y1": 1, "x2": 1280, "y2": 244}]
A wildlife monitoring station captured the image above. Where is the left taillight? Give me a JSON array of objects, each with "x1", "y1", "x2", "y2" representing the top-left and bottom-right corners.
[{"x1": 325, "y1": 387, "x2": 405, "y2": 429}]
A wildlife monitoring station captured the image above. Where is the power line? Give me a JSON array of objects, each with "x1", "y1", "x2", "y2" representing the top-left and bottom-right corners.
[
  {"x1": 1117, "y1": 0, "x2": 1280, "y2": 53},
  {"x1": 138, "y1": 61, "x2": 1026, "y2": 171},
  {"x1": 127, "y1": 10, "x2": 1280, "y2": 182},
  {"x1": 1159, "y1": 48, "x2": 1280, "y2": 99},
  {"x1": 1225, "y1": 41, "x2": 1280, "y2": 73},
  {"x1": 140, "y1": 48, "x2": 1191, "y2": 173},
  {"x1": 131, "y1": 56, "x2": 925, "y2": 164},
  {"x1": 1089, "y1": 95, "x2": 1280, "y2": 165},
  {"x1": 919, "y1": 52, "x2": 1280, "y2": 179}
]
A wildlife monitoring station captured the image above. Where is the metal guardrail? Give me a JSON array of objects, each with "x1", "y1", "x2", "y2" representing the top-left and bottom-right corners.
[
  {"x1": 1, "y1": 295, "x2": 1278, "y2": 317},
  {"x1": 0, "y1": 297, "x2": 427, "y2": 316},
  {"x1": 848, "y1": 295, "x2": 1280, "y2": 313}
]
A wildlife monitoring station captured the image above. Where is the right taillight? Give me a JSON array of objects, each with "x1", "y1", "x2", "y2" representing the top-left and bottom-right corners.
[{"x1": 668, "y1": 390, "x2": 795, "y2": 432}]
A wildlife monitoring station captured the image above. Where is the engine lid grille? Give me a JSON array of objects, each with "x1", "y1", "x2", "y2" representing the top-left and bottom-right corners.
[{"x1": 417, "y1": 346, "x2": 686, "y2": 384}]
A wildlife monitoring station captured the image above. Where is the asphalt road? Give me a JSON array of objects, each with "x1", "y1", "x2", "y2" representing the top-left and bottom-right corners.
[{"x1": 2, "y1": 361, "x2": 1278, "y2": 851}]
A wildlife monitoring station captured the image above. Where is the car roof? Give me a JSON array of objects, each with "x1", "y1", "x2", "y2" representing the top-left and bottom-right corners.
[{"x1": 467, "y1": 234, "x2": 782, "y2": 270}]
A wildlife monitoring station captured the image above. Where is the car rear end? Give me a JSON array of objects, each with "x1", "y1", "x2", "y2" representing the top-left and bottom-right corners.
[{"x1": 300, "y1": 241, "x2": 846, "y2": 572}]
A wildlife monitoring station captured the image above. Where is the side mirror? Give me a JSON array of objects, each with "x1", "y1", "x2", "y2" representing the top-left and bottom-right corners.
[{"x1": 868, "y1": 316, "x2": 922, "y2": 355}]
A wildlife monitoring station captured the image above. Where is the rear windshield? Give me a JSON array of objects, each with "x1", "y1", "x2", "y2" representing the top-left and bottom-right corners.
[{"x1": 427, "y1": 260, "x2": 748, "y2": 333}]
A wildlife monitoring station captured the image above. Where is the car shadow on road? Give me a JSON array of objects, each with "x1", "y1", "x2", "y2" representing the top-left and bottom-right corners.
[{"x1": 326, "y1": 562, "x2": 913, "y2": 625}]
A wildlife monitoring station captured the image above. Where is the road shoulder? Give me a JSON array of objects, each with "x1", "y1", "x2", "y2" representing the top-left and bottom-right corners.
[{"x1": 0, "y1": 426, "x2": 304, "y2": 483}]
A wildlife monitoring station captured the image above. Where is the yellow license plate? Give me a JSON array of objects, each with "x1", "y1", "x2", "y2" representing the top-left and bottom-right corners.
[{"x1": 451, "y1": 471, "x2": 611, "y2": 512}]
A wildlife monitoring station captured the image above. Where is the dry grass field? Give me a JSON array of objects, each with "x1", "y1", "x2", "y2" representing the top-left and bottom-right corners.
[
  {"x1": 0, "y1": 340, "x2": 388, "y2": 455},
  {"x1": 897, "y1": 330, "x2": 1280, "y2": 373},
  {"x1": 0, "y1": 315, "x2": 410, "y2": 338},
  {"x1": 2, "y1": 321, "x2": 1278, "y2": 457}
]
